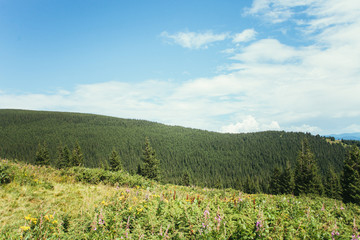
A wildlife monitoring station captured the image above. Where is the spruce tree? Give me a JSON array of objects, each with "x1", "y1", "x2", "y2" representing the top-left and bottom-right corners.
[
  {"x1": 294, "y1": 139, "x2": 323, "y2": 196},
  {"x1": 108, "y1": 148, "x2": 122, "y2": 172},
  {"x1": 279, "y1": 162, "x2": 294, "y2": 194},
  {"x1": 342, "y1": 145, "x2": 360, "y2": 204},
  {"x1": 181, "y1": 171, "x2": 191, "y2": 186},
  {"x1": 325, "y1": 167, "x2": 342, "y2": 200},
  {"x1": 35, "y1": 141, "x2": 50, "y2": 166},
  {"x1": 269, "y1": 167, "x2": 282, "y2": 194},
  {"x1": 56, "y1": 144, "x2": 71, "y2": 169},
  {"x1": 140, "y1": 137, "x2": 160, "y2": 181},
  {"x1": 71, "y1": 141, "x2": 84, "y2": 167}
]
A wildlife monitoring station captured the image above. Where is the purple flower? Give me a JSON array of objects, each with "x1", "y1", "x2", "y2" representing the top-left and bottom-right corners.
[
  {"x1": 203, "y1": 209, "x2": 210, "y2": 218},
  {"x1": 215, "y1": 214, "x2": 222, "y2": 223}
]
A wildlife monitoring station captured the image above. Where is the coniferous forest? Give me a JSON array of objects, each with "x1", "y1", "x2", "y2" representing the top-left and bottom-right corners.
[
  {"x1": 0, "y1": 109, "x2": 350, "y2": 194},
  {"x1": 1, "y1": 109, "x2": 360, "y2": 239}
]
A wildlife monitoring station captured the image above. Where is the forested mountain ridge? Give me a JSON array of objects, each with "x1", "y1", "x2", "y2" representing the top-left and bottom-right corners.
[{"x1": 0, "y1": 109, "x2": 348, "y2": 191}]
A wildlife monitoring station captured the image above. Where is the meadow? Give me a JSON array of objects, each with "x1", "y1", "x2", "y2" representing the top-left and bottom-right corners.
[{"x1": 1, "y1": 158, "x2": 360, "y2": 239}]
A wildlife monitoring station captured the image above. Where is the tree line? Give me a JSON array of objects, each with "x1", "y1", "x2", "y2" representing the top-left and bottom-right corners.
[
  {"x1": 35, "y1": 138, "x2": 161, "y2": 181},
  {"x1": 269, "y1": 138, "x2": 360, "y2": 205}
]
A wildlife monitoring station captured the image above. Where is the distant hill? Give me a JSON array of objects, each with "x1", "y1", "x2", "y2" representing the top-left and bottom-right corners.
[
  {"x1": 0, "y1": 109, "x2": 347, "y2": 191},
  {"x1": 329, "y1": 133, "x2": 360, "y2": 141}
]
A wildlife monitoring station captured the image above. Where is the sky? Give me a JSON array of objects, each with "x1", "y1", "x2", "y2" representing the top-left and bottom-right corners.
[{"x1": 1, "y1": 0, "x2": 360, "y2": 135}]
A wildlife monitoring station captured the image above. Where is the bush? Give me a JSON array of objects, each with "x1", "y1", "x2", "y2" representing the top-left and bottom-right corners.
[{"x1": 0, "y1": 164, "x2": 13, "y2": 184}]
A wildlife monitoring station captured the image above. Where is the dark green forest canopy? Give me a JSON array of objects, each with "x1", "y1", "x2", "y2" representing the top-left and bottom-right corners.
[{"x1": 0, "y1": 109, "x2": 348, "y2": 190}]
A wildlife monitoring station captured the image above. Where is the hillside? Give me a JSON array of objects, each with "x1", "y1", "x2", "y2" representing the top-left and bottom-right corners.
[
  {"x1": 1, "y1": 159, "x2": 360, "y2": 239},
  {"x1": 0, "y1": 109, "x2": 347, "y2": 191}
]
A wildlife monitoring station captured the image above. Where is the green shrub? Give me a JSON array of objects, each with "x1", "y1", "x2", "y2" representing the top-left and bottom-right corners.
[{"x1": 0, "y1": 164, "x2": 13, "y2": 184}]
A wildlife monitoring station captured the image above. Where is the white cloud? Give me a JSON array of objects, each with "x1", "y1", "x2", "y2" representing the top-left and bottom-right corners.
[
  {"x1": 221, "y1": 116, "x2": 280, "y2": 133},
  {"x1": 161, "y1": 31, "x2": 229, "y2": 49},
  {"x1": 232, "y1": 29, "x2": 257, "y2": 43},
  {"x1": 231, "y1": 38, "x2": 302, "y2": 63}
]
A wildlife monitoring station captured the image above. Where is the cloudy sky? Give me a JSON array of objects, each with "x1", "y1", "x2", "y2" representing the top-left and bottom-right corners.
[{"x1": 1, "y1": 0, "x2": 360, "y2": 135}]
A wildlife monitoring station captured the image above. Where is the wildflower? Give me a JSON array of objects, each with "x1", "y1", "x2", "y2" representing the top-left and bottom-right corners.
[
  {"x1": 44, "y1": 215, "x2": 50, "y2": 221},
  {"x1": 20, "y1": 226, "x2": 30, "y2": 231},
  {"x1": 340, "y1": 203, "x2": 345, "y2": 210},
  {"x1": 52, "y1": 220, "x2": 58, "y2": 224},
  {"x1": 30, "y1": 217, "x2": 37, "y2": 224},
  {"x1": 203, "y1": 209, "x2": 210, "y2": 219},
  {"x1": 24, "y1": 214, "x2": 31, "y2": 220},
  {"x1": 215, "y1": 214, "x2": 221, "y2": 222}
]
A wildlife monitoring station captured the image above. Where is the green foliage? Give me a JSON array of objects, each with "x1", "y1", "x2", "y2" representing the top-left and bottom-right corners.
[
  {"x1": 269, "y1": 167, "x2": 282, "y2": 194},
  {"x1": 181, "y1": 171, "x2": 191, "y2": 186},
  {"x1": 108, "y1": 148, "x2": 122, "y2": 172},
  {"x1": 140, "y1": 137, "x2": 160, "y2": 181},
  {"x1": 56, "y1": 144, "x2": 71, "y2": 169},
  {"x1": 0, "y1": 109, "x2": 348, "y2": 192},
  {"x1": 71, "y1": 141, "x2": 84, "y2": 167},
  {"x1": 1, "y1": 159, "x2": 360, "y2": 239},
  {"x1": 325, "y1": 167, "x2": 342, "y2": 200},
  {"x1": 294, "y1": 139, "x2": 324, "y2": 196},
  {"x1": 0, "y1": 164, "x2": 13, "y2": 184},
  {"x1": 342, "y1": 145, "x2": 360, "y2": 205},
  {"x1": 68, "y1": 166, "x2": 149, "y2": 187},
  {"x1": 35, "y1": 141, "x2": 50, "y2": 166}
]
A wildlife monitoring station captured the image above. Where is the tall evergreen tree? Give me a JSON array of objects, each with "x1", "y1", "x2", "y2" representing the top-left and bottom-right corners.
[
  {"x1": 294, "y1": 139, "x2": 323, "y2": 196},
  {"x1": 108, "y1": 148, "x2": 122, "y2": 172},
  {"x1": 181, "y1": 171, "x2": 191, "y2": 186},
  {"x1": 269, "y1": 167, "x2": 282, "y2": 194},
  {"x1": 279, "y1": 162, "x2": 294, "y2": 194},
  {"x1": 325, "y1": 167, "x2": 342, "y2": 200},
  {"x1": 341, "y1": 145, "x2": 360, "y2": 204},
  {"x1": 71, "y1": 141, "x2": 84, "y2": 167},
  {"x1": 35, "y1": 141, "x2": 50, "y2": 166},
  {"x1": 56, "y1": 144, "x2": 71, "y2": 169},
  {"x1": 140, "y1": 137, "x2": 160, "y2": 181}
]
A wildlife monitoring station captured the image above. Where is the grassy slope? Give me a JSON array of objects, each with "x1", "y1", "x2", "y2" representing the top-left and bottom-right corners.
[{"x1": 1, "y1": 159, "x2": 359, "y2": 239}]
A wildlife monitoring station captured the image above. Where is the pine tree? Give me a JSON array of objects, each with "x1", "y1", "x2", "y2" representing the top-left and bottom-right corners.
[
  {"x1": 294, "y1": 139, "x2": 323, "y2": 196},
  {"x1": 71, "y1": 141, "x2": 84, "y2": 167},
  {"x1": 269, "y1": 167, "x2": 282, "y2": 194},
  {"x1": 108, "y1": 148, "x2": 122, "y2": 172},
  {"x1": 325, "y1": 167, "x2": 342, "y2": 200},
  {"x1": 35, "y1": 141, "x2": 50, "y2": 166},
  {"x1": 279, "y1": 162, "x2": 295, "y2": 194},
  {"x1": 342, "y1": 145, "x2": 360, "y2": 204},
  {"x1": 181, "y1": 171, "x2": 191, "y2": 186},
  {"x1": 56, "y1": 144, "x2": 71, "y2": 169},
  {"x1": 140, "y1": 137, "x2": 160, "y2": 181}
]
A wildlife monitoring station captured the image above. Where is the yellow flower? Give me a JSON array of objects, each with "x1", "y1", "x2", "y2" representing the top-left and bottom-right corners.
[
  {"x1": 49, "y1": 214, "x2": 54, "y2": 219},
  {"x1": 136, "y1": 185, "x2": 140, "y2": 189},
  {"x1": 129, "y1": 207, "x2": 132, "y2": 211},
  {"x1": 20, "y1": 226, "x2": 30, "y2": 231},
  {"x1": 44, "y1": 215, "x2": 50, "y2": 221},
  {"x1": 30, "y1": 218, "x2": 37, "y2": 224},
  {"x1": 34, "y1": 179, "x2": 38, "y2": 182},
  {"x1": 52, "y1": 220, "x2": 58, "y2": 224},
  {"x1": 24, "y1": 214, "x2": 31, "y2": 220}
]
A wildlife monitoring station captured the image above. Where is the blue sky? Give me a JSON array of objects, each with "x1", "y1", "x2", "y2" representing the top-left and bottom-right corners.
[{"x1": 1, "y1": 0, "x2": 360, "y2": 135}]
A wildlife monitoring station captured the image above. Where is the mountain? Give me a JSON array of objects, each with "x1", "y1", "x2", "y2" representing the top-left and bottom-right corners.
[
  {"x1": 0, "y1": 109, "x2": 347, "y2": 191},
  {"x1": 329, "y1": 133, "x2": 360, "y2": 141}
]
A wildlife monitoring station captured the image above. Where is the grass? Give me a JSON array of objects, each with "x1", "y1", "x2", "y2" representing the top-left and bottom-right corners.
[{"x1": 1, "y1": 158, "x2": 360, "y2": 239}]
